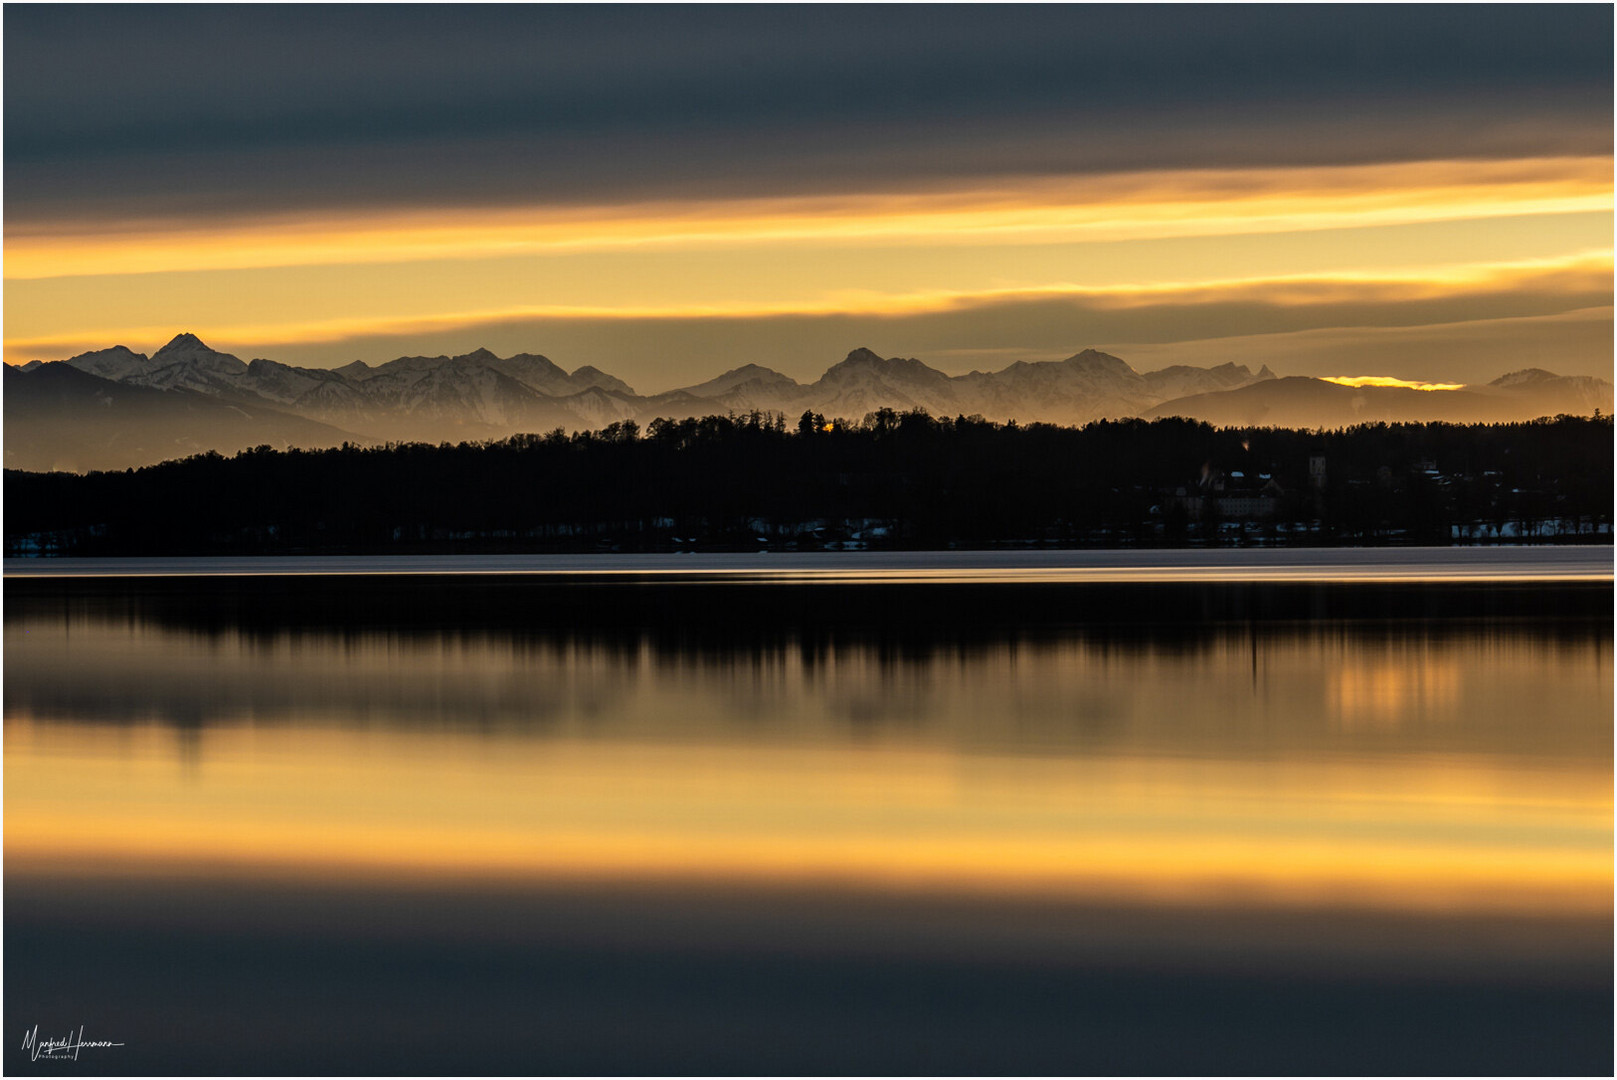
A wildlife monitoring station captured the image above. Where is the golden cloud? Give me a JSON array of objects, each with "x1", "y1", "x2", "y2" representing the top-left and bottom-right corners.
[
  {"x1": 5, "y1": 251, "x2": 1610, "y2": 366},
  {"x1": 6, "y1": 156, "x2": 1611, "y2": 280}
]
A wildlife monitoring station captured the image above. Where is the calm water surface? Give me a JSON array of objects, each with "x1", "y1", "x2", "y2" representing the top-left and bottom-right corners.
[
  {"x1": 4, "y1": 555, "x2": 1611, "y2": 1073},
  {"x1": 5, "y1": 545, "x2": 1611, "y2": 581}
]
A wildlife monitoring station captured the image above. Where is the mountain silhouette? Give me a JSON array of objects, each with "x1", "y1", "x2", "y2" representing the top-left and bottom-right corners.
[{"x1": 6, "y1": 334, "x2": 1609, "y2": 471}]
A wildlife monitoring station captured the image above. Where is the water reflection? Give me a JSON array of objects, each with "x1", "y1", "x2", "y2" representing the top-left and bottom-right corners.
[
  {"x1": 5, "y1": 582, "x2": 1610, "y2": 757},
  {"x1": 5, "y1": 579, "x2": 1609, "y2": 915},
  {"x1": 4, "y1": 576, "x2": 1611, "y2": 1074}
]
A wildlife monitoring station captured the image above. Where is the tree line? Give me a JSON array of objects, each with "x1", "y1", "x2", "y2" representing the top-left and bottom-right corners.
[{"x1": 5, "y1": 409, "x2": 1610, "y2": 554}]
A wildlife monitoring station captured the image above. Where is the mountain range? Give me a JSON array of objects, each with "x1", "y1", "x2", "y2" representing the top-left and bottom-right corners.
[{"x1": 5, "y1": 333, "x2": 1610, "y2": 472}]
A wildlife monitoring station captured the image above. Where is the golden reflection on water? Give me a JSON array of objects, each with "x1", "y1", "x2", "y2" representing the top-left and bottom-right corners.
[
  {"x1": 5, "y1": 610, "x2": 1611, "y2": 919},
  {"x1": 1329, "y1": 652, "x2": 1464, "y2": 730},
  {"x1": 8, "y1": 723, "x2": 1610, "y2": 915}
]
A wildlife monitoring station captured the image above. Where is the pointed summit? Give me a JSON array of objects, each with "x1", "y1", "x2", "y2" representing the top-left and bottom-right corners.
[
  {"x1": 154, "y1": 332, "x2": 212, "y2": 357},
  {"x1": 816, "y1": 348, "x2": 954, "y2": 405},
  {"x1": 821, "y1": 347, "x2": 950, "y2": 381},
  {"x1": 146, "y1": 332, "x2": 248, "y2": 384},
  {"x1": 824, "y1": 347, "x2": 941, "y2": 379}
]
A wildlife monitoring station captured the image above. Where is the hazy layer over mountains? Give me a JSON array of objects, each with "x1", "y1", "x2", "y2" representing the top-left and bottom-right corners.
[{"x1": 6, "y1": 333, "x2": 1611, "y2": 472}]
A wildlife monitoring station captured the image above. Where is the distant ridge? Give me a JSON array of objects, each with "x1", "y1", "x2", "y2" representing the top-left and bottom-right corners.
[
  {"x1": 4, "y1": 333, "x2": 1610, "y2": 471},
  {"x1": 3, "y1": 360, "x2": 363, "y2": 473},
  {"x1": 1147, "y1": 371, "x2": 1614, "y2": 428}
]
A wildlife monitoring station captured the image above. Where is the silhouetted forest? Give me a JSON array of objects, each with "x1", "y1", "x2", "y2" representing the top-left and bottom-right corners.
[{"x1": 6, "y1": 410, "x2": 1611, "y2": 555}]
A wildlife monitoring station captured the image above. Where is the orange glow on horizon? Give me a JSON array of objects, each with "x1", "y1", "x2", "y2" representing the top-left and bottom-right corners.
[{"x1": 1321, "y1": 376, "x2": 1470, "y2": 391}]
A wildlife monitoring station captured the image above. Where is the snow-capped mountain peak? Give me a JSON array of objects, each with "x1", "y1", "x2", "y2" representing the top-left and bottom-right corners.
[
  {"x1": 30, "y1": 332, "x2": 1604, "y2": 470},
  {"x1": 64, "y1": 345, "x2": 151, "y2": 382},
  {"x1": 69, "y1": 335, "x2": 247, "y2": 395},
  {"x1": 820, "y1": 348, "x2": 951, "y2": 386},
  {"x1": 1062, "y1": 348, "x2": 1136, "y2": 375},
  {"x1": 675, "y1": 363, "x2": 801, "y2": 399},
  {"x1": 149, "y1": 333, "x2": 248, "y2": 376}
]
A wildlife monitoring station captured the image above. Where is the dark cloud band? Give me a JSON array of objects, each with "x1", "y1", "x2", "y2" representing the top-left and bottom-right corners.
[{"x1": 7, "y1": 5, "x2": 1610, "y2": 223}]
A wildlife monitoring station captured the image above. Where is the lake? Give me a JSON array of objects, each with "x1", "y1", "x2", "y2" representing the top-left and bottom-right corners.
[
  {"x1": 4, "y1": 550, "x2": 1611, "y2": 1073},
  {"x1": 4, "y1": 545, "x2": 1612, "y2": 580}
]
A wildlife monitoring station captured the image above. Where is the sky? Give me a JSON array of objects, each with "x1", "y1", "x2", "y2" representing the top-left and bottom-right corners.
[{"x1": 5, "y1": 5, "x2": 1612, "y2": 392}]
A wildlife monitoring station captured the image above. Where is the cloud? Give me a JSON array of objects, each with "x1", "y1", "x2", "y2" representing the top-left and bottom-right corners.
[
  {"x1": 6, "y1": 8, "x2": 1610, "y2": 223},
  {"x1": 12, "y1": 7, "x2": 1608, "y2": 158},
  {"x1": 1099, "y1": 308, "x2": 1613, "y2": 385},
  {"x1": 9, "y1": 258, "x2": 1609, "y2": 391},
  {"x1": 8, "y1": 157, "x2": 1610, "y2": 280},
  {"x1": 8, "y1": 9, "x2": 1609, "y2": 400}
]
